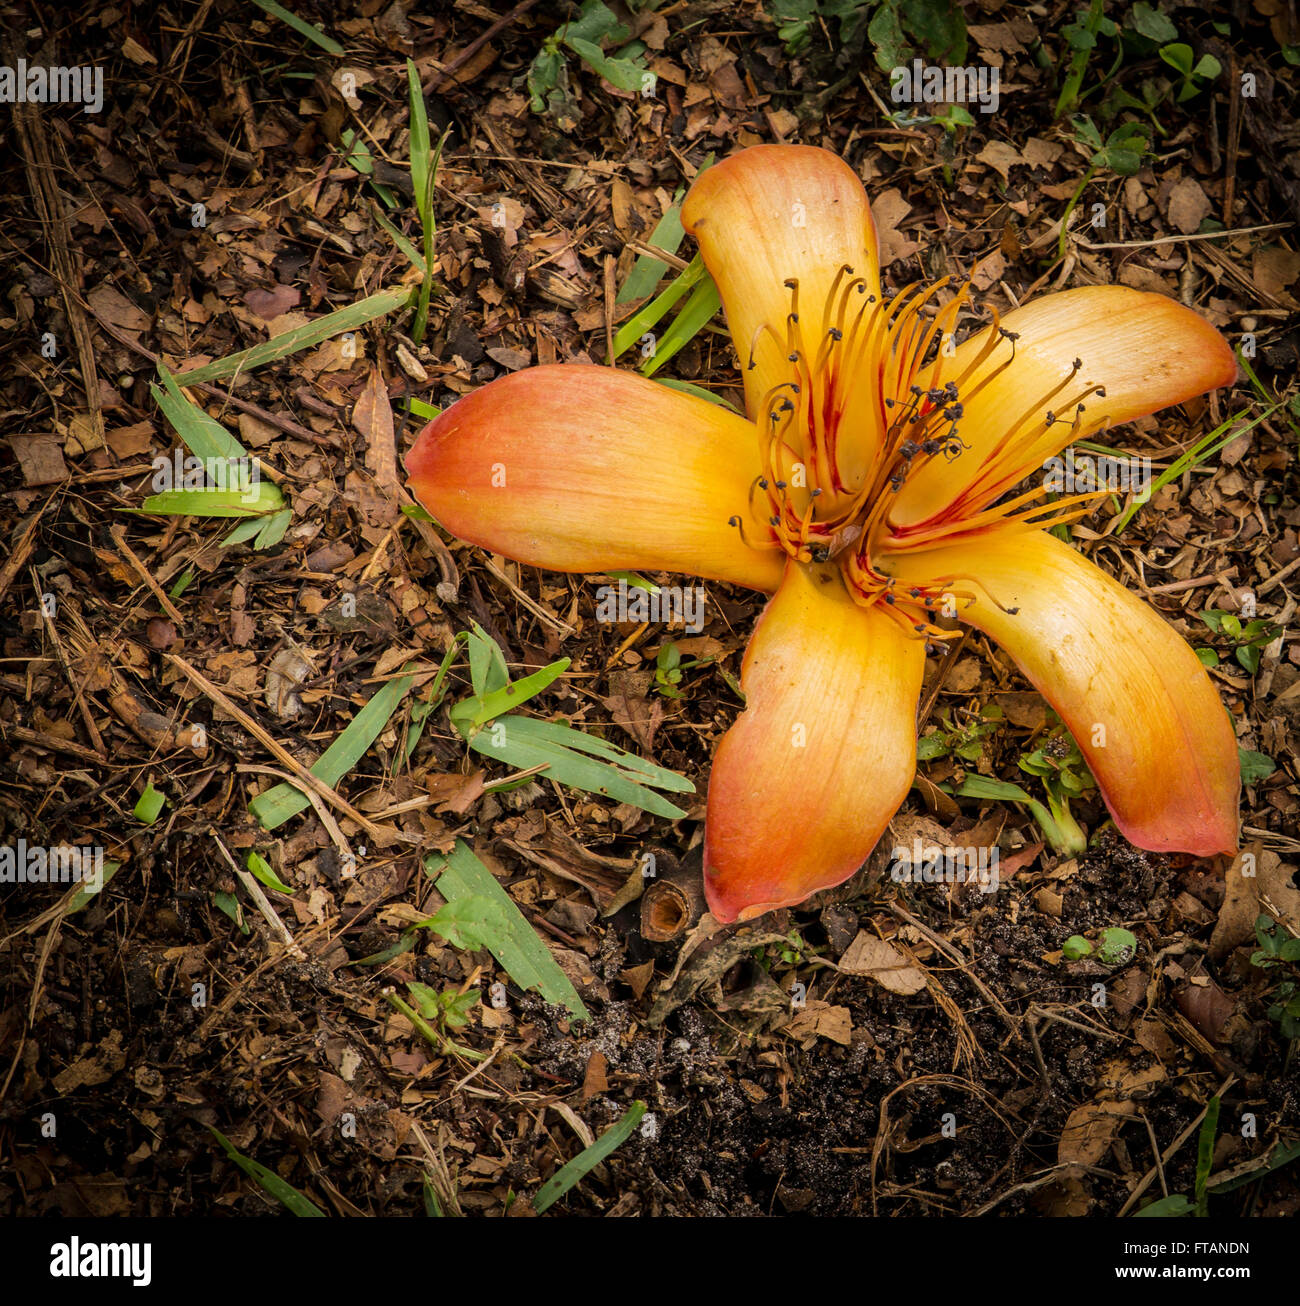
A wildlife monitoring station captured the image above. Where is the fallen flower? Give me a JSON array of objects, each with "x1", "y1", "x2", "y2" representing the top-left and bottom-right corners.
[{"x1": 406, "y1": 144, "x2": 1240, "y2": 924}]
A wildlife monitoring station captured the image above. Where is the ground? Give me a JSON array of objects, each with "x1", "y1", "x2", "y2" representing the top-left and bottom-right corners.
[{"x1": 1, "y1": 0, "x2": 1298, "y2": 1218}]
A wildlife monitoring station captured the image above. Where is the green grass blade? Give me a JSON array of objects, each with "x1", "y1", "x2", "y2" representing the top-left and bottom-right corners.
[
  {"x1": 246, "y1": 850, "x2": 292, "y2": 895},
  {"x1": 639, "y1": 274, "x2": 722, "y2": 378},
  {"x1": 466, "y1": 623, "x2": 510, "y2": 696},
  {"x1": 533, "y1": 1101, "x2": 646, "y2": 1213},
  {"x1": 207, "y1": 1126, "x2": 326, "y2": 1215},
  {"x1": 170, "y1": 289, "x2": 412, "y2": 386},
  {"x1": 250, "y1": 506, "x2": 293, "y2": 549},
  {"x1": 1193, "y1": 1095, "x2": 1221, "y2": 1216},
  {"x1": 138, "y1": 483, "x2": 285, "y2": 519},
  {"x1": 407, "y1": 58, "x2": 432, "y2": 226},
  {"x1": 66, "y1": 861, "x2": 120, "y2": 913},
  {"x1": 462, "y1": 715, "x2": 693, "y2": 818},
  {"x1": 451, "y1": 658, "x2": 571, "y2": 732},
  {"x1": 1113, "y1": 402, "x2": 1279, "y2": 533},
  {"x1": 249, "y1": 666, "x2": 419, "y2": 829},
  {"x1": 617, "y1": 208, "x2": 687, "y2": 305},
  {"x1": 372, "y1": 203, "x2": 427, "y2": 274},
  {"x1": 249, "y1": 0, "x2": 345, "y2": 55},
  {"x1": 653, "y1": 377, "x2": 739, "y2": 410},
  {"x1": 154, "y1": 367, "x2": 249, "y2": 463},
  {"x1": 610, "y1": 254, "x2": 706, "y2": 360},
  {"x1": 408, "y1": 397, "x2": 441, "y2": 421},
  {"x1": 429, "y1": 840, "x2": 590, "y2": 1019}
]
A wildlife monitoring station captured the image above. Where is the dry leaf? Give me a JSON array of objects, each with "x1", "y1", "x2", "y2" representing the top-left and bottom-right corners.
[{"x1": 838, "y1": 930, "x2": 927, "y2": 995}]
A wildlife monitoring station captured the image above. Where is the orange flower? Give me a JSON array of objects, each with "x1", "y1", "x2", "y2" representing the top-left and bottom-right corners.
[{"x1": 407, "y1": 144, "x2": 1241, "y2": 924}]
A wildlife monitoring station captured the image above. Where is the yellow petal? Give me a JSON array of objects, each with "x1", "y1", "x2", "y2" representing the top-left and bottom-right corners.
[
  {"x1": 405, "y1": 364, "x2": 784, "y2": 592},
  {"x1": 884, "y1": 529, "x2": 1239, "y2": 855},
  {"x1": 890, "y1": 286, "x2": 1238, "y2": 530},
  {"x1": 682, "y1": 145, "x2": 881, "y2": 420},
  {"x1": 704, "y1": 560, "x2": 925, "y2": 922}
]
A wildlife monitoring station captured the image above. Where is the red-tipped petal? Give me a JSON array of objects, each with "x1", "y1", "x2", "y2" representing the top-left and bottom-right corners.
[
  {"x1": 405, "y1": 364, "x2": 783, "y2": 593},
  {"x1": 891, "y1": 286, "x2": 1238, "y2": 529},
  {"x1": 703, "y1": 560, "x2": 925, "y2": 922},
  {"x1": 886, "y1": 529, "x2": 1240, "y2": 855},
  {"x1": 682, "y1": 145, "x2": 881, "y2": 421}
]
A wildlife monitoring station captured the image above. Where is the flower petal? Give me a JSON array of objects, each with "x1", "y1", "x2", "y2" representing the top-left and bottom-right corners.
[
  {"x1": 703, "y1": 560, "x2": 925, "y2": 922},
  {"x1": 885, "y1": 529, "x2": 1239, "y2": 855},
  {"x1": 682, "y1": 145, "x2": 881, "y2": 419},
  {"x1": 890, "y1": 286, "x2": 1238, "y2": 530},
  {"x1": 405, "y1": 364, "x2": 784, "y2": 592}
]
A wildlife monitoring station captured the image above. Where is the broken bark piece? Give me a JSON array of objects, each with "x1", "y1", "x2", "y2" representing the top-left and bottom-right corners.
[{"x1": 639, "y1": 848, "x2": 705, "y2": 943}]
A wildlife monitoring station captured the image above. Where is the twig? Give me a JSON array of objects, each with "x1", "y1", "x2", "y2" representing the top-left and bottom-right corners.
[
  {"x1": 109, "y1": 524, "x2": 186, "y2": 627},
  {"x1": 890, "y1": 900, "x2": 1022, "y2": 1041},
  {"x1": 31, "y1": 567, "x2": 107, "y2": 759},
  {"x1": 423, "y1": 0, "x2": 541, "y2": 93},
  {"x1": 1075, "y1": 221, "x2": 1292, "y2": 251},
  {"x1": 211, "y1": 830, "x2": 306, "y2": 960},
  {"x1": 165, "y1": 653, "x2": 418, "y2": 846},
  {"x1": 1116, "y1": 1077, "x2": 1235, "y2": 1216}
]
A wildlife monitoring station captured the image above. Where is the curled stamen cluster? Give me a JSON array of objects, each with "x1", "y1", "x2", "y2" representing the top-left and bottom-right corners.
[{"x1": 728, "y1": 267, "x2": 1111, "y2": 642}]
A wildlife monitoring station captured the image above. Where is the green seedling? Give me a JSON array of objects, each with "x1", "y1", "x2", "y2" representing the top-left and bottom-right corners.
[
  {"x1": 1096, "y1": 927, "x2": 1138, "y2": 965},
  {"x1": 1251, "y1": 914, "x2": 1300, "y2": 1040},
  {"x1": 1055, "y1": 0, "x2": 1118, "y2": 118},
  {"x1": 653, "y1": 640, "x2": 714, "y2": 700},
  {"x1": 1063, "y1": 928, "x2": 1135, "y2": 964},
  {"x1": 1018, "y1": 722, "x2": 1096, "y2": 850},
  {"x1": 1058, "y1": 115, "x2": 1151, "y2": 260},
  {"x1": 1158, "y1": 42, "x2": 1221, "y2": 101},
  {"x1": 917, "y1": 704, "x2": 1004, "y2": 765},
  {"x1": 387, "y1": 980, "x2": 485, "y2": 1060},
  {"x1": 1063, "y1": 934, "x2": 1093, "y2": 960},
  {"x1": 947, "y1": 717, "x2": 1094, "y2": 855},
  {"x1": 526, "y1": 0, "x2": 652, "y2": 127},
  {"x1": 1194, "y1": 609, "x2": 1281, "y2": 674}
]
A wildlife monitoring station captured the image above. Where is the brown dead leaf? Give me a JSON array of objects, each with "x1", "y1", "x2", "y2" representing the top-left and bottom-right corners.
[
  {"x1": 9, "y1": 435, "x2": 68, "y2": 486},
  {"x1": 1166, "y1": 176, "x2": 1211, "y2": 234},
  {"x1": 838, "y1": 930, "x2": 928, "y2": 995},
  {"x1": 781, "y1": 999, "x2": 852, "y2": 1047},
  {"x1": 1210, "y1": 843, "x2": 1300, "y2": 959},
  {"x1": 353, "y1": 365, "x2": 401, "y2": 520},
  {"x1": 246, "y1": 283, "x2": 301, "y2": 320},
  {"x1": 870, "y1": 189, "x2": 919, "y2": 266}
]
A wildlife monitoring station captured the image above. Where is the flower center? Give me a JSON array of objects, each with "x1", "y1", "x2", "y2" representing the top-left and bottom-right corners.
[{"x1": 728, "y1": 267, "x2": 1108, "y2": 641}]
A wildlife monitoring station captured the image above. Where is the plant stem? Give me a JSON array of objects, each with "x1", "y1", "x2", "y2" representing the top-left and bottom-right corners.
[{"x1": 1057, "y1": 163, "x2": 1097, "y2": 261}]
